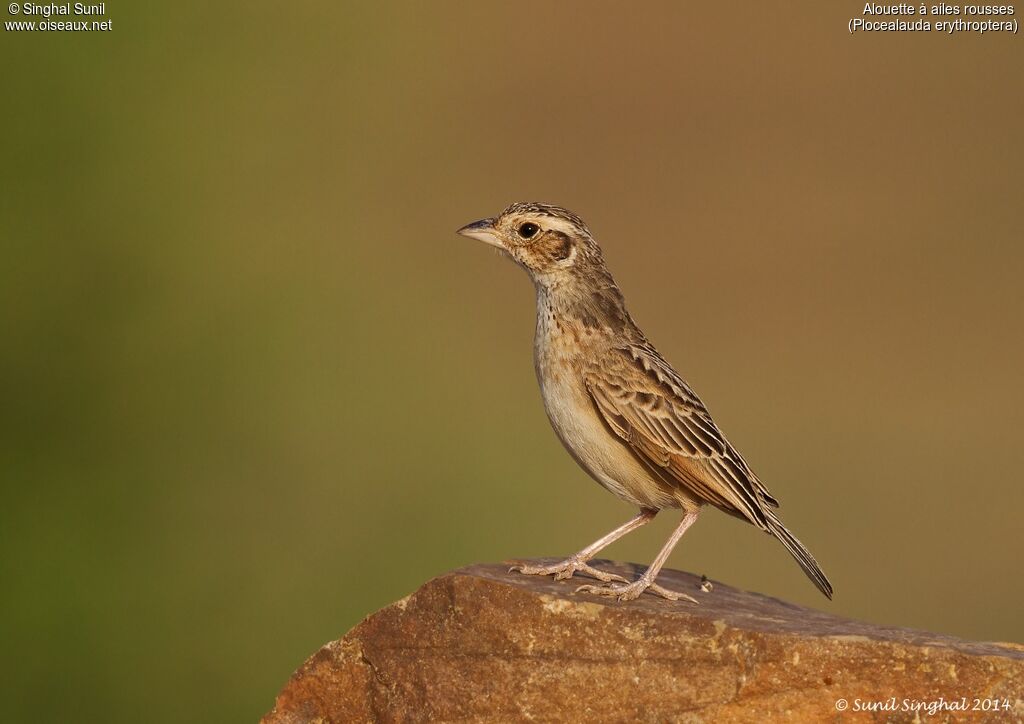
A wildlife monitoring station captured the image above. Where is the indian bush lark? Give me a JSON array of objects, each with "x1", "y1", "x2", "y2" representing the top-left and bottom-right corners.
[{"x1": 457, "y1": 202, "x2": 832, "y2": 602}]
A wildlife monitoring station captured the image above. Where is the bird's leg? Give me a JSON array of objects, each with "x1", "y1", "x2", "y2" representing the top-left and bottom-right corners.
[
  {"x1": 576, "y1": 509, "x2": 700, "y2": 603},
  {"x1": 510, "y1": 508, "x2": 657, "y2": 583}
]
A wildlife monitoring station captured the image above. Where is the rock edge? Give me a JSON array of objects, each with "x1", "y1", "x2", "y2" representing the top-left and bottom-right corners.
[{"x1": 263, "y1": 561, "x2": 1024, "y2": 723}]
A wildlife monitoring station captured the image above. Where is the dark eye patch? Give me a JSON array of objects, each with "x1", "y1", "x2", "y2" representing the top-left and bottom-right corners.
[{"x1": 550, "y1": 232, "x2": 573, "y2": 261}]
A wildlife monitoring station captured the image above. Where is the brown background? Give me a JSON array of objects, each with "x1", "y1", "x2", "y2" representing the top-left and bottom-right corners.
[{"x1": 1, "y1": 3, "x2": 1021, "y2": 722}]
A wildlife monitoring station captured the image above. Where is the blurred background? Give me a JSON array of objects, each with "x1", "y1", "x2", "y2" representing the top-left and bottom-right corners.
[{"x1": 2, "y1": 2, "x2": 1022, "y2": 722}]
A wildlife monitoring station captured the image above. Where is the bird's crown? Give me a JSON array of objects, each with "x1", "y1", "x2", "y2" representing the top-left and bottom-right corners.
[{"x1": 499, "y1": 202, "x2": 592, "y2": 239}]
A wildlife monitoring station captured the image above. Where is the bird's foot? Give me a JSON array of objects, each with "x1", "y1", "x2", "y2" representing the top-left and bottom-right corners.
[
  {"x1": 509, "y1": 557, "x2": 628, "y2": 584},
  {"x1": 575, "y1": 576, "x2": 699, "y2": 603}
]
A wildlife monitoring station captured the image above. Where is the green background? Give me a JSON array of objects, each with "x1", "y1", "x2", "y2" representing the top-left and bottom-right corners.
[{"x1": 2, "y1": 3, "x2": 1021, "y2": 722}]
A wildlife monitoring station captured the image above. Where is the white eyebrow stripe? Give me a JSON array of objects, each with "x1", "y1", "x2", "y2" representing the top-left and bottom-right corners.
[{"x1": 538, "y1": 216, "x2": 580, "y2": 237}]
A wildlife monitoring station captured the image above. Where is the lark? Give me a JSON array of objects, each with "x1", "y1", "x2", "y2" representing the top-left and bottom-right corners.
[{"x1": 457, "y1": 203, "x2": 833, "y2": 602}]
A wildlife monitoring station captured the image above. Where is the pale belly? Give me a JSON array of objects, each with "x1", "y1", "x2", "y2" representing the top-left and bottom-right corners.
[{"x1": 536, "y1": 357, "x2": 681, "y2": 510}]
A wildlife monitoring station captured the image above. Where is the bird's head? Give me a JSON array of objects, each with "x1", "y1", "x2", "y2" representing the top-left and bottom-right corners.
[{"x1": 457, "y1": 202, "x2": 603, "y2": 287}]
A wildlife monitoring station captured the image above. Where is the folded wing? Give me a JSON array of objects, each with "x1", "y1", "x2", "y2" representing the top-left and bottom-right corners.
[{"x1": 584, "y1": 344, "x2": 779, "y2": 529}]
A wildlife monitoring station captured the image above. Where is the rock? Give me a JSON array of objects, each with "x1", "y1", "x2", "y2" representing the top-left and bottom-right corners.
[{"x1": 263, "y1": 561, "x2": 1024, "y2": 723}]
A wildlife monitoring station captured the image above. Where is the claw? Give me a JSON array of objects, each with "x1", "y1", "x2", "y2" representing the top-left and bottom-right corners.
[
  {"x1": 575, "y1": 578, "x2": 698, "y2": 603},
  {"x1": 649, "y1": 582, "x2": 699, "y2": 603},
  {"x1": 508, "y1": 558, "x2": 624, "y2": 584}
]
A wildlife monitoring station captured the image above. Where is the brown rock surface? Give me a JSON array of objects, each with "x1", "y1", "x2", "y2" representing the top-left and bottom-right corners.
[{"x1": 263, "y1": 561, "x2": 1024, "y2": 723}]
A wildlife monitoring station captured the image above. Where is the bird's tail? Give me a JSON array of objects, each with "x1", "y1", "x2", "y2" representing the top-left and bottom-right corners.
[{"x1": 765, "y1": 512, "x2": 833, "y2": 599}]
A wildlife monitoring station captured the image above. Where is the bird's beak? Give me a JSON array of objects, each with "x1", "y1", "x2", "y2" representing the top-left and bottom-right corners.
[{"x1": 456, "y1": 217, "x2": 502, "y2": 248}]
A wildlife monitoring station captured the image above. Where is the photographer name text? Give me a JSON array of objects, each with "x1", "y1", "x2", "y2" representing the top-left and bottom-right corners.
[{"x1": 12, "y1": 3, "x2": 105, "y2": 17}]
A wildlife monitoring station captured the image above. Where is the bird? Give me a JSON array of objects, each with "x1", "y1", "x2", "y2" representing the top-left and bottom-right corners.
[{"x1": 456, "y1": 202, "x2": 833, "y2": 603}]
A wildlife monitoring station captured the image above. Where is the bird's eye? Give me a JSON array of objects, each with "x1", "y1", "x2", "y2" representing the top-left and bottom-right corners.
[{"x1": 518, "y1": 222, "x2": 540, "y2": 239}]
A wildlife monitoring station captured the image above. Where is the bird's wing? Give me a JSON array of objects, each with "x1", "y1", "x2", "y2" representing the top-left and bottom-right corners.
[{"x1": 584, "y1": 344, "x2": 779, "y2": 528}]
